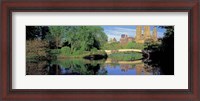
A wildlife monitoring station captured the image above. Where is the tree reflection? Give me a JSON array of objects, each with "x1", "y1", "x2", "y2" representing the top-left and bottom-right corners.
[
  {"x1": 26, "y1": 58, "x2": 164, "y2": 75},
  {"x1": 47, "y1": 59, "x2": 107, "y2": 75},
  {"x1": 26, "y1": 61, "x2": 49, "y2": 75}
]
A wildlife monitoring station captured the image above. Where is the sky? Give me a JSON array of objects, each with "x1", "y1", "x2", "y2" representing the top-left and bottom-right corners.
[{"x1": 101, "y1": 26, "x2": 166, "y2": 41}]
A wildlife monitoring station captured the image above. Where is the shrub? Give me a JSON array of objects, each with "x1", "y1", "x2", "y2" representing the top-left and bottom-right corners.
[
  {"x1": 91, "y1": 48, "x2": 98, "y2": 52},
  {"x1": 61, "y1": 46, "x2": 71, "y2": 55},
  {"x1": 50, "y1": 49, "x2": 61, "y2": 54},
  {"x1": 125, "y1": 42, "x2": 144, "y2": 49}
]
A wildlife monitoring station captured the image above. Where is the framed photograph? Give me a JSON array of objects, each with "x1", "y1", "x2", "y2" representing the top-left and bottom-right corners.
[{"x1": 1, "y1": 0, "x2": 199, "y2": 100}]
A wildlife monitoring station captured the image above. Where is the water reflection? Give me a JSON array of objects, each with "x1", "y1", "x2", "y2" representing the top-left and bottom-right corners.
[
  {"x1": 26, "y1": 58, "x2": 163, "y2": 75},
  {"x1": 26, "y1": 61, "x2": 49, "y2": 75}
]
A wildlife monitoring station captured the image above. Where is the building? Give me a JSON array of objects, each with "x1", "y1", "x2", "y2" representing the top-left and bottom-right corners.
[
  {"x1": 109, "y1": 37, "x2": 117, "y2": 43},
  {"x1": 127, "y1": 37, "x2": 134, "y2": 42},
  {"x1": 118, "y1": 26, "x2": 158, "y2": 44},
  {"x1": 135, "y1": 26, "x2": 158, "y2": 43},
  {"x1": 120, "y1": 34, "x2": 127, "y2": 44},
  {"x1": 120, "y1": 34, "x2": 134, "y2": 44}
]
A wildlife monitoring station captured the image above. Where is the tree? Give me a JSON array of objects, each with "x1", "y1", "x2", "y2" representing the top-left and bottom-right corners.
[
  {"x1": 159, "y1": 26, "x2": 174, "y2": 75},
  {"x1": 144, "y1": 39, "x2": 154, "y2": 47},
  {"x1": 144, "y1": 26, "x2": 174, "y2": 75},
  {"x1": 159, "y1": 26, "x2": 174, "y2": 52},
  {"x1": 63, "y1": 26, "x2": 107, "y2": 53},
  {"x1": 47, "y1": 26, "x2": 66, "y2": 48},
  {"x1": 26, "y1": 26, "x2": 49, "y2": 40}
]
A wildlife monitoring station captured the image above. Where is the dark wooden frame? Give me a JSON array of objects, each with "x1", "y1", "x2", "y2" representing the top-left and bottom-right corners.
[{"x1": 1, "y1": 0, "x2": 199, "y2": 100}]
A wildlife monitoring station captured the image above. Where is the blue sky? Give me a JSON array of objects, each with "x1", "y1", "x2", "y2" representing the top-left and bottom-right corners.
[{"x1": 101, "y1": 26, "x2": 166, "y2": 41}]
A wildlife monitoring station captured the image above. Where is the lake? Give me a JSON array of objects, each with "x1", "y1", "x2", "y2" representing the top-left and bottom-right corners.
[{"x1": 26, "y1": 58, "x2": 163, "y2": 75}]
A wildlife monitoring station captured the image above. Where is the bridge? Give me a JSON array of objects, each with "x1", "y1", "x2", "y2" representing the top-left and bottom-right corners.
[{"x1": 104, "y1": 49, "x2": 142, "y2": 55}]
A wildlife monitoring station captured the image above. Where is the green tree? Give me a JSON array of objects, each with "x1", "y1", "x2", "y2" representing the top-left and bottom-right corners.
[
  {"x1": 63, "y1": 26, "x2": 107, "y2": 54},
  {"x1": 47, "y1": 26, "x2": 66, "y2": 48}
]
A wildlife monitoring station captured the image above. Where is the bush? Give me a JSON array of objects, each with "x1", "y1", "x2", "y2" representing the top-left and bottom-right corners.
[
  {"x1": 91, "y1": 48, "x2": 98, "y2": 53},
  {"x1": 61, "y1": 46, "x2": 71, "y2": 55},
  {"x1": 125, "y1": 42, "x2": 144, "y2": 49},
  {"x1": 50, "y1": 49, "x2": 61, "y2": 54},
  {"x1": 102, "y1": 42, "x2": 123, "y2": 50},
  {"x1": 72, "y1": 50, "x2": 85, "y2": 55}
]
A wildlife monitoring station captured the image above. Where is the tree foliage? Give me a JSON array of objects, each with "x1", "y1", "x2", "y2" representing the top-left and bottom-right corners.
[
  {"x1": 26, "y1": 26, "x2": 108, "y2": 56},
  {"x1": 159, "y1": 26, "x2": 174, "y2": 52},
  {"x1": 47, "y1": 26, "x2": 66, "y2": 48},
  {"x1": 63, "y1": 26, "x2": 107, "y2": 53},
  {"x1": 26, "y1": 26, "x2": 49, "y2": 40}
]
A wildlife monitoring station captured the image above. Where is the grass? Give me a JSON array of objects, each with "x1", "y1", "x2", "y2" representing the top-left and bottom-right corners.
[
  {"x1": 108, "y1": 52, "x2": 143, "y2": 61},
  {"x1": 102, "y1": 42, "x2": 145, "y2": 50},
  {"x1": 50, "y1": 48, "x2": 107, "y2": 59}
]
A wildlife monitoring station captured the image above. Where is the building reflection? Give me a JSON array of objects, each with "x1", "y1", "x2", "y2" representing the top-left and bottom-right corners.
[
  {"x1": 135, "y1": 64, "x2": 152, "y2": 75},
  {"x1": 107, "y1": 63, "x2": 156, "y2": 75},
  {"x1": 120, "y1": 64, "x2": 132, "y2": 72}
]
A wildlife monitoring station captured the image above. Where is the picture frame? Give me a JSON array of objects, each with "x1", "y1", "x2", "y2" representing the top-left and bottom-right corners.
[{"x1": 0, "y1": 0, "x2": 199, "y2": 100}]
